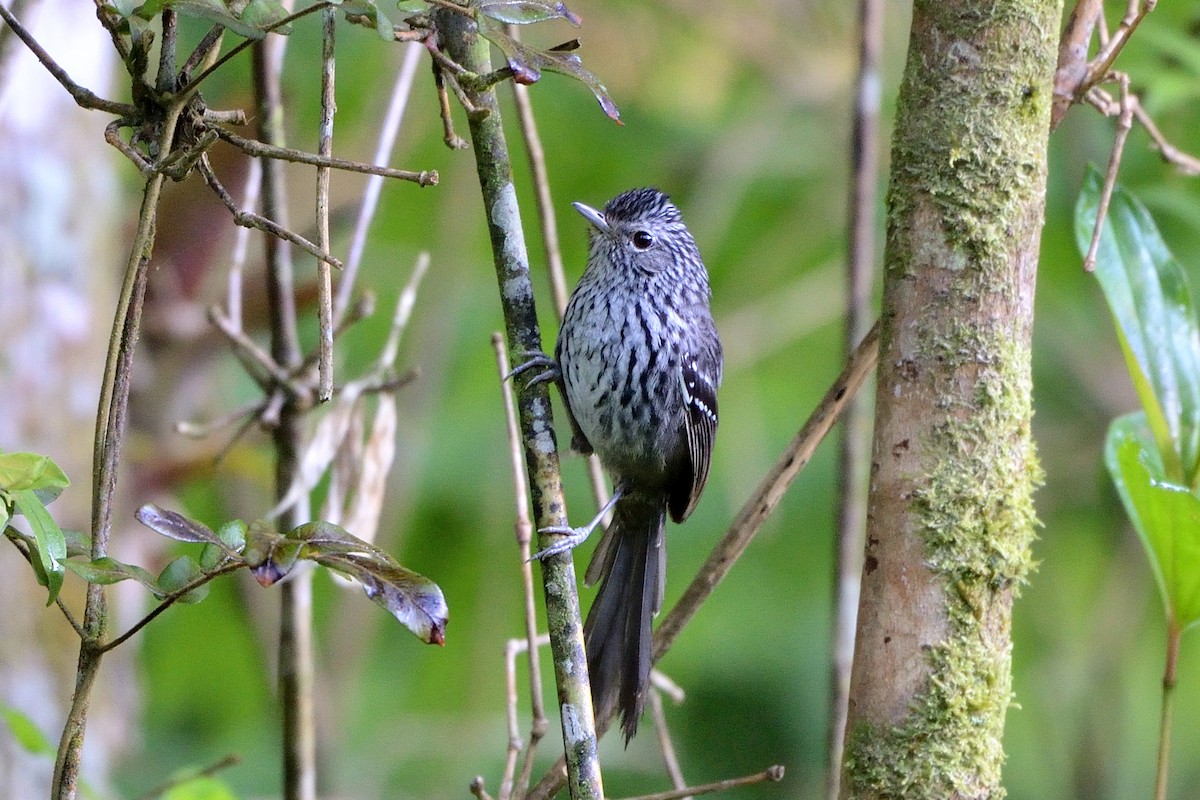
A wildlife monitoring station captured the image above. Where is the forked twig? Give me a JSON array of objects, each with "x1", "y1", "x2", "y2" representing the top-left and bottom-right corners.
[{"x1": 199, "y1": 155, "x2": 344, "y2": 270}]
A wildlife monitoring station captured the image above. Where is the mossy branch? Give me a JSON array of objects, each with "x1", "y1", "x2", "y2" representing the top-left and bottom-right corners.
[{"x1": 433, "y1": 8, "x2": 604, "y2": 799}]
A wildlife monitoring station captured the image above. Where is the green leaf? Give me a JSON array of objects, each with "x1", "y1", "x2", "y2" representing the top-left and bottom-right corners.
[
  {"x1": 65, "y1": 556, "x2": 161, "y2": 594},
  {"x1": 1079, "y1": 166, "x2": 1200, "y2": 486},
  {"x1": 290, "y1": 521, "x2": 447, "y2": 644},
  {"x1": 157, "y1": 556, "x2": 209, "y2": 604},
  {"x1": 0, "y1": 452, "x2": 70, "y2": 492},
  {"x1": 12, "y1": 489, "x2": 66, "y2": 604},
  {"x1": 479, "y1": 24, "x2": 620, "y2": 122},
  {"x1": 62, "y1": 529, "x2": 92, "y2": 558},
  {"x1": 339, "y1": 0, "x2": 393, "y2": 39},
  {"x1": 478, "y1": 0, "x2": 580, "y2": 26},
  {"x1": 148, "y1": 0, "x2": 283, "y2": 38},
  {"x1": 0, "y1": 703, "x2": 54, "y2": 756},
  {"x1": 1106, "y1": 412, "x2": 1200, "y2": 631},
  {"x1": 239, "y1": 0, "x2": 292, "y2": 32},
  {"x1": 395, "y1": 0, "x2": 426, "y2": 12},
  {"x1": 216, "y1": 520, "x2": 248, "y2": 553}
]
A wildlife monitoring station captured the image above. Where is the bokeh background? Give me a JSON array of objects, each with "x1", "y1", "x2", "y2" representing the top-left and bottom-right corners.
[{"x1": 6, "y1": 1, "x2": 1200, "y2": 798}]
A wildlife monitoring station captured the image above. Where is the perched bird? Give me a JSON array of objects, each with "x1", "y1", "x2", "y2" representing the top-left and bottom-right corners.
[{"x1": 519, "y1": 187, "x2": 722, "y2": 741}]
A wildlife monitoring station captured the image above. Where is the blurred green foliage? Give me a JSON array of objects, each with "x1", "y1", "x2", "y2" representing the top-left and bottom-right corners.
[{"x1": 28, "y1": 1, "x2": 1200, "y2": 798}]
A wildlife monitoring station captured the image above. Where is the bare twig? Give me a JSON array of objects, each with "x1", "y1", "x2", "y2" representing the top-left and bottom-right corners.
[
  {"x1": 216, "y1": 127, "x2": 438, "y2": 185},
  {"x1": 226, "y1": 156, "x2": 262, "y2": 331},
  {"x1": 334, "y1": 42, "x2": 426, "y2": 325},
  {"x1": 208, "y1": 305, "x2": 308, "y2": 398},
  {"x1": 648, "y1": 689, "x2": 689, "y2": 799},
  {"x1": 654, "y1": 322, "x2": 880, "y2": 660},
  {"x1": 471, "y1": 776, "x2": 497, "y2": 800},
  {"x1": 1051, "y1": 0, "x2": 1103, "y2": 130},
  {"x1": 507, "y1": 38, "x2": 610, "y2": 517},
  {"x1": 378, "y1": 254, "x2": 431, "y2": 372},
  {"x1": 0, "y1": 4, "x2": 135, "y2": 115},
  {"x1": 619, "y1": 765, "x2": 785, "y2": 800},
  {"x1": 829, "y1": 0, "x2": 883, "y2": 796},
  {"x1": 493, "y1": 334, "x2": 549, "y2": 800},
  {"x1": 1083, "y1": 73, "x2": 1133, "y2": 273},
  {"x1": 98, "y1": 562, "x2": 244, "y2": 654},
  {"x1": 175, "y1": 399, "x2": 263, "y2": 439},
  {"x1": 1131, "y1": 101, "x2": 1200, "y2": 176},
  {"x1": 315, "y1": 7, "x2": 337, "y2": 401},
  {"x1": 199, "y1": 155, "x2": 344, "y2": 270},
  {"x1": 251, "y1": 27, "x2": 317, "y2": 800}
]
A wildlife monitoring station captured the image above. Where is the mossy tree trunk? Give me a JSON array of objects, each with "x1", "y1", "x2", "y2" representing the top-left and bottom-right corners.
[{"x1": 840, "y1": 1, "x2": 1062, "y2": 797}]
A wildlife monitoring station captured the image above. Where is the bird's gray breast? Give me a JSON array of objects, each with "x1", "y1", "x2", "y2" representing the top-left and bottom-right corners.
[{"x1": 558, "y1": 279, "x2": 683, "y2": 479}]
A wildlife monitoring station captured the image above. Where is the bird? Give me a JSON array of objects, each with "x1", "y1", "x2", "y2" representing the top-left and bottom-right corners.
[{"x1": 516, "y1": 187, "x2": 722, "y2": 741}]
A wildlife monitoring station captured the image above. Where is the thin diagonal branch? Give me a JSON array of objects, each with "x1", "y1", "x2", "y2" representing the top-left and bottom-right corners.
[
  {"x1": 0, "y1": 4, "x2": 135, "y2": 115},
  {"x1": 829, "y1": 0, "x2": 883, "y2": 796},
  {"x1": 199, "y1": 155, "x2": 344, "y2": 269}
]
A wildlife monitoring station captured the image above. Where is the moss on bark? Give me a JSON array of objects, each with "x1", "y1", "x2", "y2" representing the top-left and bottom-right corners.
[{"x1": 841, "y1": 1, "x2": 1061, "y2": 797}]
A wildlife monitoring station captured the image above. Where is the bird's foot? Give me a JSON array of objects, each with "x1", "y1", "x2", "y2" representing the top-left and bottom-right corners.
[
  {"x1": 529, "y1": 524, "x2": 595, "y2": 561},
  {"x1": 529, "y1": 487, "x2": 623, "y2": 561},
  {"x1": 506, "y1": 350, "x2": 560, "y2": 387}
]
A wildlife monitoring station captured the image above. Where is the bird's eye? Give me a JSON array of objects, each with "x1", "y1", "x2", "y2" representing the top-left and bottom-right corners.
[{"x1": 631, "y1": 231, "x2": 654, "y2": 250}]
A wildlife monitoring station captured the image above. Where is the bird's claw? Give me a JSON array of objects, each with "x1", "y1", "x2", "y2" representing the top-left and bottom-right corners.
[
  {"x1": 506, "y1": 350, "x2": 560, "y2": 387},
  {"x1": 529, "y1": 525, "x2": 591, "y2": 561}
]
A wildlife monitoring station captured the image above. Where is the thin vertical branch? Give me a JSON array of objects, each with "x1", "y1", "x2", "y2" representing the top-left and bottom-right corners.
[
  {"x1": 253, "y1": 25, "x2": 316, "y2": 800},
  {"x1": 55, "y1": 32, "x2": 189, "y2": 800},
  {"x1": 648, "y1": 689, "x2": 689, "y2": 799},
  {"x1": 1153, "y1": 621, "x2": 1181, "y2": 800},
  {"x1": 435, "y1": 9, "x2": 604, "y2": 799},
  {"x1": 493, "y1": 333, "x2": 549, "y2": 800},
  {"x1": 315, "y1": 8, "x2": 336, "y2": 400},
  {"x1": 829, "y1": 0, "x2": 883, "y2": 797},
  {"x1": 508, "y1": 58, "x2": 610, "y2": 526},
  {"x1": 333, "y1": 41, "x2": 424, "y2": 326}
]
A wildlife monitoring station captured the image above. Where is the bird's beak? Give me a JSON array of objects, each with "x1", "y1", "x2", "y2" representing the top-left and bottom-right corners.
[{"x1": 572, "y1": 201, "x2": 610, "y2": 234}]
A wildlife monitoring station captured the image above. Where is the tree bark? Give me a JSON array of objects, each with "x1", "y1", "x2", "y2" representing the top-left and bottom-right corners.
[{"x1": 840, "y1": 1, "x2": 1061, "y2": 797}]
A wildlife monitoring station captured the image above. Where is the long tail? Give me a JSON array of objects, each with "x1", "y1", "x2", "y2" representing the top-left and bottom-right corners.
[{"x1": 582, "y1": 491, "x2": 666, "y2": 742}]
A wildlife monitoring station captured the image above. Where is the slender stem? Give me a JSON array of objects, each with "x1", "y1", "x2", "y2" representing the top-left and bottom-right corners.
[
  {"x1": 252, "y1": 31, "x2": 317, "y2": 800},
  {"x1": 55, "y1": 26, "x2": 193, "y2": 798},
  {"x1": 1153, "y1": 621, "x2": 1181, "y2": 800},
  {"x1": 315, "y1": 7, "x2": 336, "y2": 401},
  {"x1": 98, "y1": 563, "x2": 244, "y2": 654},
  {"x1": 507, "y1": 50, "x2": 610, "y2": 517},
  {"x1": 493, "y1": 334, "x2": 548, "y2": 800},
  {"x1": 828, "y1": 0, "x2": 883, "y2": 796},
  {"x1": 0, "y1": 4, "x2": 135, "y2": 115},
  {"x1": 435, "y1": 9, "x2": 603, "y2": 799}
]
